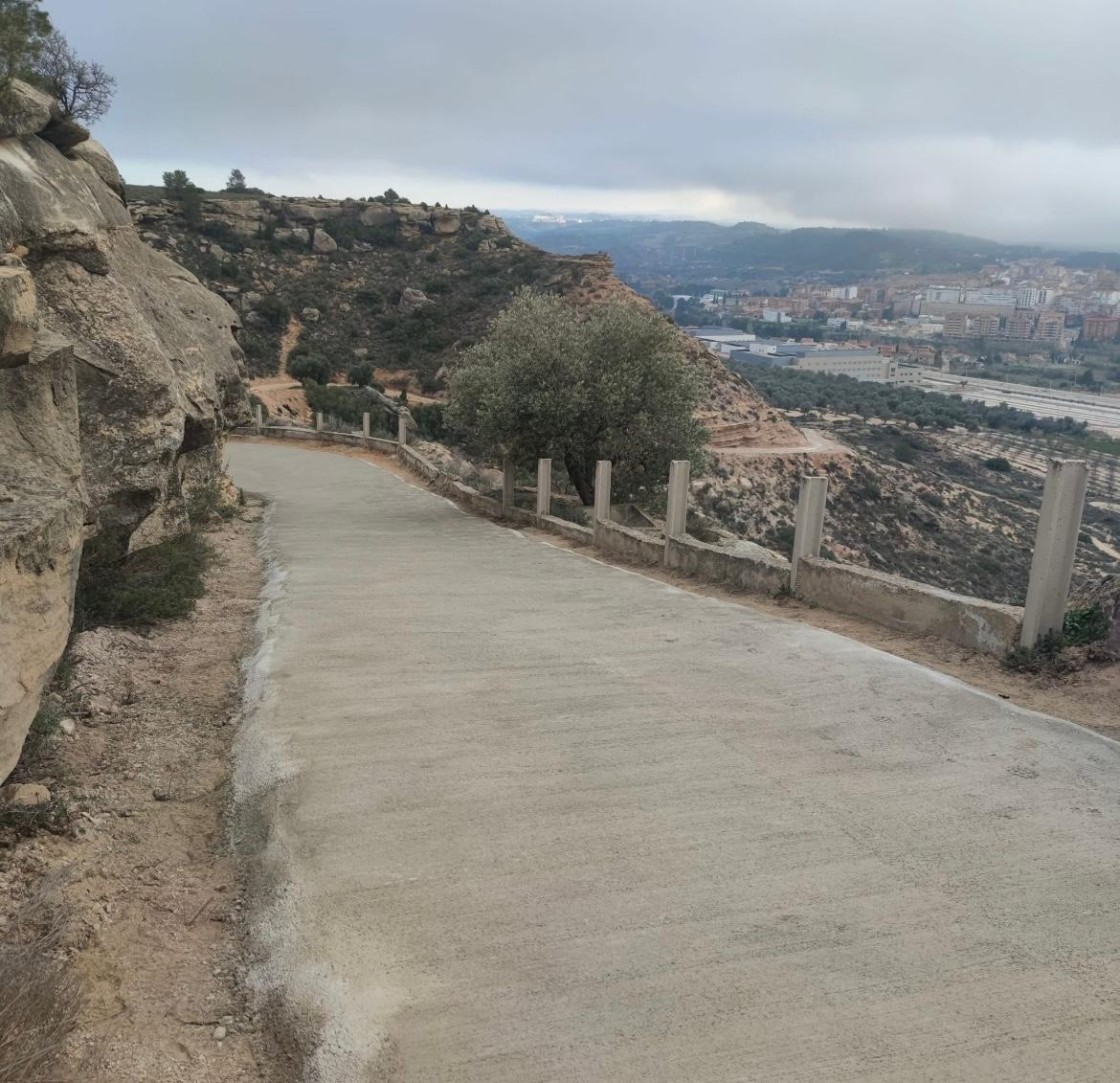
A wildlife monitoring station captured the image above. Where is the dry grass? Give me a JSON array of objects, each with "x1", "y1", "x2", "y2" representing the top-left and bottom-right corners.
[{"x1": 0, "y1": 879, "x2": 82, "y2": 1082}]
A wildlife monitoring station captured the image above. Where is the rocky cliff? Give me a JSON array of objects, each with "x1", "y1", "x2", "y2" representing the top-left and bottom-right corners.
[{"x1": 0, "y1": 83, "x2": 247, "y2": 779}]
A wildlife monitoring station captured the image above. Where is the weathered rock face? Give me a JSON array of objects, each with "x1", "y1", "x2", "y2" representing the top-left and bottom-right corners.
[{"x1": 0, "y1": 83, "x2": 247, "y2": 779}]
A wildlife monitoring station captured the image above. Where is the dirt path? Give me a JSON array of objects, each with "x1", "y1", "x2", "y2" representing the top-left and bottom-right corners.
[
  {"x1": 0, "y1": 502, "x2": 289, "y2": 1082},
  {"x1": 276, "y1": 316, "x2": 302, "y2": 377},
  {"x1": 712, "y1": 426, "x2": 850, "y2": 458}
]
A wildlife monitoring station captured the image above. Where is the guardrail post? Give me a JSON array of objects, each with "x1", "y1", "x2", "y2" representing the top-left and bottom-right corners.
[
  {"x1": 315, "y1": 411, "x2": 324, "y2": 433},
  {"x1": 536, "y1": 458, "x2": 552, "y2": 517},
  {"x1": 665, "y1": 460, "x2": 690, "y2": 539},
  {"x1": 791, "y1": 475, "x2": 828, "y2": 593},
  {"x1": 1021, "y1": 459, "x2": 1089, "y2": 647},
  {"x1": 594, "y1": 460, "x2": 612, "y2": 523},
  {"x1": 254, "y1": 404, "x2": 263, "y2": 432},
  {"x1": 397, "y1": 412, "x2": 408, "y2": 447},
  {"x1": 362, "y1": 412, "x2": 370, "y2": 441},
  {"x1": 502, "y1": 457, "x2": 516, "y2": 516}
]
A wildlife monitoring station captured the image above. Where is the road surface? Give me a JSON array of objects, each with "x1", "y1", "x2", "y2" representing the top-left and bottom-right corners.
[
  {"x1": 230, "y1": 441, "x2": 1120, "y2": 1082},
  {"x1": 920, "y1": 370, "x2": 1120, "y2": 436}
]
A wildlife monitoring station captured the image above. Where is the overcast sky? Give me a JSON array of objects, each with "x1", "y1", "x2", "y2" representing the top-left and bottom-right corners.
[{"x1": 47, "y1": 0, "x2": 1120, "y2": 246}]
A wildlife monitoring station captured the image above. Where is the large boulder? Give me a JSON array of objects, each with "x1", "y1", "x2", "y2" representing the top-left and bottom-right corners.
[
  {"x1": 0, "y1": 82, "x2": 246, "y2": 779},
  {"x1": 67, "y1": 139, "x2": 125, "y2": 201},
  {"x1": 312, "y1": 228, "x2": 337, "y2": 254},
  {"x1": 0, "y1": 81, "x2": 54, "y2": 139},
  {"x1": 431, "y1": 210, "x2": 461, "y2": 235}
]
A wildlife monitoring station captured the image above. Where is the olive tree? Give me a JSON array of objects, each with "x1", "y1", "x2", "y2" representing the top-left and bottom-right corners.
[{"x1": 447, "y1": 290, "x2": 708, "y2": 505}]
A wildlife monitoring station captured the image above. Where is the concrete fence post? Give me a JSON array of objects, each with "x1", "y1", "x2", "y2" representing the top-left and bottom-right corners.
[
  {"x1": 1020, "y1": 459, "x2": 1089, "y2": 647},
  {"x1": 502, "y1": 457, "x2": 516, "y2": 516},
  {"x1": 254, "y1": 404, "x2": 263, "y2": 432},
  {"x1": 665, "y1": 460, "x2": 690, "y2": 539},
  {"x1": 791, "y1": 475, "x2": 829, "y2": 593},
  {"x1": 594, "y1": 460, "x2": 612, "y2": 524},
  {"x1": 362, "y1": 412, "x2": 371, "y2": 441},
  {"x1": 315, "y1": 411, "x2": 324, "y2": 432},
  {"x1": 536, "y1": 458, "x2": 552, "y2": 518},
  {"x1": 397, "y1": 412, "x2": 408, "y2": 447}
]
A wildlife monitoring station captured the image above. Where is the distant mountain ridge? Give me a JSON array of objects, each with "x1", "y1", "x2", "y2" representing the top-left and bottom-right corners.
[{"x1": 503, "y1": 215, "x2": 1120, "y2": 286}]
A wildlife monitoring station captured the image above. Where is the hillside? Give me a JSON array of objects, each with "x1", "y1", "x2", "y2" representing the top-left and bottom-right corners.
[
  {"x1": 128, "y1": 188, "x2": 798, "y2": 440},
  {"x1": 505, "y1": 216, "x2": 1057, "y2": 289}
]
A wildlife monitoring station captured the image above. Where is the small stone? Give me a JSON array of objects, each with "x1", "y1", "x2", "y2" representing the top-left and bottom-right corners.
[
  {"x1": 59, "y1": 717, "x2": 76, "y2": 736},
  {"x1": 212, "y1": 1025, "x2": 227, "y2": 1041},
  {"x1": 152, "y1": 790, "x2": 171, "y2": 802},
  {"x1": 0, "y1": 783, "x2": 51, "y2": 807}
]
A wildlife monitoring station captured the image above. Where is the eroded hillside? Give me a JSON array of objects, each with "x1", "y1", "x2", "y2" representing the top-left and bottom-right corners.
[{"x1": 129, "y1": 190, "x2": 798, "y2": 443}]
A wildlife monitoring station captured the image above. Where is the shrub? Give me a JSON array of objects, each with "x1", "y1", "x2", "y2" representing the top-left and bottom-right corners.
[
  {"x1": 347, "y1": 361, "x2": 375, "y2": 387},
  {"x1": 254, "y1": 294, "x2": 290, "y2": 330},
  {"x1": 288, "y1": 353, "x2": 333, "y2": 385},
  {"x1": 73, "y1": 530, "x2": 212, "y2": 632},
  {"x1": 1063, "y1": 603, "x2": 1109, "y2": 646},
  {"x1": 0, "y1": 883, "x2": 82, "y2": 1082},
  {"x1": 893, "y1": 438, "x2": 919, "y2": 464},
  {"x1": 984, "y1": 456, "x2": 1012, "y2": 472},
  {"x1": 411, "y1": 402, "x2": 446, "y2": 441}
]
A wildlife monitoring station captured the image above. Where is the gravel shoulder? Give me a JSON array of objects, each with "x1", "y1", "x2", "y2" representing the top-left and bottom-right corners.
[{"x1": 0, "y1": 501, "x2": 290, "y2": 1081}]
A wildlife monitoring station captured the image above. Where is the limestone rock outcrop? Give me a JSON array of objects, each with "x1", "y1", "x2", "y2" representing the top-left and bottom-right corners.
[{"x1": 0, "y1": 82, "x2": 247, "y2": 780}]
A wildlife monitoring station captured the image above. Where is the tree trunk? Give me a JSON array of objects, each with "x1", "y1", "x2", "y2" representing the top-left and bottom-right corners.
[{"x1": 564, "y1": 452, "x2": 595, "y2": 506}]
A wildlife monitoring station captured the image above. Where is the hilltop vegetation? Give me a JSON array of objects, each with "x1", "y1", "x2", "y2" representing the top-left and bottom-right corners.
[{"x1": 130, "y1": 185, "x2": 592, "y2": 389}]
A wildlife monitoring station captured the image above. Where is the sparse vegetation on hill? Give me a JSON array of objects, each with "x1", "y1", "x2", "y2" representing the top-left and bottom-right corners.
[{"x1": 128, "y1": 187, "x2": 590, "y2": 388}]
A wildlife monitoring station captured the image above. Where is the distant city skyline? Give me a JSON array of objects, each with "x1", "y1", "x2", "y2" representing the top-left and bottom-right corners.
[{"x1": 47, "y1": 0, "x2": 1120, "y2": 250}]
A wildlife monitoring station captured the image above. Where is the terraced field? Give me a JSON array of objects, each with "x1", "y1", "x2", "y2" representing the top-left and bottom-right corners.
[{"x1": 942, "y1": 431, "x2": 1120, "y2": 506}]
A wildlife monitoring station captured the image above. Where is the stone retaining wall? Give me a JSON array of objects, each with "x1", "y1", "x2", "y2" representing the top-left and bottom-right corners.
[{"x1": 796, "y1": 557, "x2": 1023, "y2": 654}]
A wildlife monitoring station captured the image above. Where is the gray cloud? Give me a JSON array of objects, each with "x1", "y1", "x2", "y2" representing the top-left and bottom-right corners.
[{"x1": 48, "y1": 0, "x2": 1120, "y2": 245}]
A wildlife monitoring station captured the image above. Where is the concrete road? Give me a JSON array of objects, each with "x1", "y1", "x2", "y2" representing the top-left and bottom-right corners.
[{"x1": 229, "y1": 441, "x2": 1120, "y2": 1082}]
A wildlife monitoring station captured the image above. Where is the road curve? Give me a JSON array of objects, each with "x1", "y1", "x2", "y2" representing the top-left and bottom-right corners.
[{"x1": 229, "y1": 441, "x2": 1120, "y2": 1083}]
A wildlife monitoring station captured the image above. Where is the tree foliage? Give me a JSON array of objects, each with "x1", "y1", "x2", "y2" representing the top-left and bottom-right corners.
[
  {"x1": 288, "y1": 353, "x2": 333, "y2": 385},
  {"x1": 162, "y1": 168, "x2": 203, "y2": 227},
  {"x1": 0, "y1": 0, "x2": 50, "y2": 85},
  {"x1": 226, "y1": 168, "x2": 246, "y2": 192},
  {"x1": 447, "y1": 290, "x2": 708, "y2": 504},
  {"x1": 30, "y1": 29, "x2": 114, "y2": 121},
  {"x1": 347, "y1": 361, "x2": 374, "y2": 387}
]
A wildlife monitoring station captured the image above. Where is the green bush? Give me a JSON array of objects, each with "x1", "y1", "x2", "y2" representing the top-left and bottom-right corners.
[
  {"x1": 74, "y1": 531, "x2": 212, "y2": 632},
  {"x1": 348, "y1": 361, "x2": 375, "y2": 387},
  {"x1": 984, "y1": 456, "x2": 1012, "y2": 472},
  {"x1": 1063, "y1": 603, "x2": 1110, "y2": 646},
  {"x1": 411, "y1": 402, "x2": 446, "y2": 441},
  {"x1": 288, "y1": 354, "x2": 333, "y2": 384},
  {"x1": 893, "y1": 438, "x2": 919, "y2": 464},
  {"x1": 254, "y1": 294, "x2": 290, "y2": 330}
]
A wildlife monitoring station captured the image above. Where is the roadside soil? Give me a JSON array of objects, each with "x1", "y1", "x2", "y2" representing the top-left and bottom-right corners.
[
  {"x1": 0, "y1": 500, "x2": 291, "y2": 1081},
  {"x1": 233, "y1": 435, "x2": 1119, "y2": 740}
]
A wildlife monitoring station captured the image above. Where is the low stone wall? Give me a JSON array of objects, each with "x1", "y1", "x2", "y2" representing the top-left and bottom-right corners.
[
  {"x1": 540, "y1": 515, "x2": 594, "y2": 544},
  {"x1": 595, "y1": 520, "x2": 665, "y2": 566},
  {"x1": 235, "y1": 424, "x2": 1025, "y2": 656},
  {"x1": 666, "y1": 535, "x2": 791, "y2": 596},
  {"x1": 796, "y1": 556, "x2": 1023, "y2": 654},
  {"x1": 235, "y1": 426, "x2": 398, "y2": 454}
]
